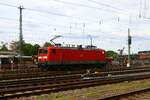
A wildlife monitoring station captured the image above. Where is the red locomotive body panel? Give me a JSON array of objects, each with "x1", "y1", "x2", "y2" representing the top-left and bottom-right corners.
[
  {"x1": 38, "y1": 45, "x2": 108, "y2": 69},
  {"x1": 61, "y1": 48, "x2": 106, "y2": 63}
]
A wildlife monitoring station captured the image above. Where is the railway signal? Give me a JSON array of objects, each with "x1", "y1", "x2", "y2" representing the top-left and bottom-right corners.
[{"x1": 127, "y1": 28, "x2": 132, "y2": 67}]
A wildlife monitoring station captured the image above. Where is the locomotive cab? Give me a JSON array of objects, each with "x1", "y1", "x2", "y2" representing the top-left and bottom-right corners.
[
  {"x1": 38, "y1": 46, "x2": 61, "y2": 69},
  {"x1": 38, "y1": 48, "x2": 49, "y2": 67}
]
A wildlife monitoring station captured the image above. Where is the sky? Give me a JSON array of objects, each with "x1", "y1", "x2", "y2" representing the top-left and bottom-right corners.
[{"x1": 0, "y1": 0, "x2": 150, "y2": 54}]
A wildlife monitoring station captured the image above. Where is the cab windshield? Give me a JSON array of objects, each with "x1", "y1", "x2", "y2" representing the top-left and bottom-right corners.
[{"x1": 39, "y1": 49, "x2": 48, "y2": 54}]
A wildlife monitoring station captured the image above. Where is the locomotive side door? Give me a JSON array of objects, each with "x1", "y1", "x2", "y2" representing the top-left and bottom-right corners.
[
  {"x1": 51, "y1": 48, "x2": 62, "y2": 65},
  {"x1": 98, "y1": 50, "x2": 106, "y2": 62}
]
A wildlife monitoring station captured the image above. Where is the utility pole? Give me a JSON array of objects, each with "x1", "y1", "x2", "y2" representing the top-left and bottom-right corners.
[
  {"x1": 19, "y1": 6, "x2": 23, "y2": 56},
  {"x1": 127, "y1": 28, "x2": 131, "y2": 67},
  {"x1": 19, "y1": 6, "x2": 24, "y2": 67}
]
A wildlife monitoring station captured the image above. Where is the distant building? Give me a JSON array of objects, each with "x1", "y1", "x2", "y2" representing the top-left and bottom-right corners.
[{"x1": 0, "y1": 51, "x2": 17, "y2": 65}]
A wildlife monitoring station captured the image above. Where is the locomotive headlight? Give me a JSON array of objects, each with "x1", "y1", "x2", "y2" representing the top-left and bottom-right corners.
[
  {"x1": 102, "y1": 51, "x2": 105, "y2": 54},
  {"x1": 38, "y1": 56, "x2": 42, "y2": 59},
  {"x1": 43, "y1": 56, "x2": 48, "y2": 59}
]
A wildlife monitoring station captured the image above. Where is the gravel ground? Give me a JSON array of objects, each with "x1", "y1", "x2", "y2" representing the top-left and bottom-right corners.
[{"x1": 12, "y1": 78, "x2": 150, "y2": 100}]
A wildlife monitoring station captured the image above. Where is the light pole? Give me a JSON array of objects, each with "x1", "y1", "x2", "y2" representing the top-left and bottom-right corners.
[{"x1": 88, "y1": 35, "x2": 93, "y2": 47}]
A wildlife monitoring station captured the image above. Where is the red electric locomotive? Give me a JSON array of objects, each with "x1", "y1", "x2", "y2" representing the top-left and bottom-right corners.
[{"x1": 38, "y1": 45, "x2": 109, "y2": 70}]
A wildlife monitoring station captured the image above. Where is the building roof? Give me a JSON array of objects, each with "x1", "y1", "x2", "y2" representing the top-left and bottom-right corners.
[{"x1": 0, "y1": 51, "x2": 17, "y2": 55}]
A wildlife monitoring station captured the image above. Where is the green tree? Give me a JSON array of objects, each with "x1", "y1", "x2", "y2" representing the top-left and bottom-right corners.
[
  {"x1": 10, "y1": 41, "x2": 40, "y2": 56},
  {"x1": 22, "y1": 43, "x2": 33, "y2": 56},
  {"x1": 32, "y1": 44, "x2": 40, "y2": 55},
  {"x1": 106, "y1": 50, "x2": 118, "y2": 59},
  {"x1": 43, "y1": 42, "x2": 52, "y2": 47}
]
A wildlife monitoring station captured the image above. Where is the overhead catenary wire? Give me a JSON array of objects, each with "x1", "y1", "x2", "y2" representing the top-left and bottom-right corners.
[
  {"x1": 0, "y1": 0, "x2": 138, "y2": 22},
  {"x1": 0, "y1": 13, "x2": 143, "y2": 36},
  {"x1": 0, "y1": 26, "x2": 128, "y2": 40},
  {"x1": 0, "y1": 2, "x2": 18, "y2": 8},
  {"x1": 0, "y1": 1, "x2": 129, "y2": 30},
  {"x1": 87, "y1": 0, "x2": 127, "y2": 12},
  {"x1": 0, "y1": 16, "x2": 116, "y2": 33},
  {"x1": 0, "y1": 1, "x2": 145, "y2": 24},
  {"x1": 0, "y1": 2, "x2": 100, "y2": 23},
  {"x1": 0, "y1": 2, "x2": 115, "y2": 27},
  {"x1": 51, "y1": 0, "x2": 121, "y2": 13},
  {"x1": 0, "y1": 16, "x2": 82, "y2": 29},
  {"x1": 0, "y1": 16, "x2": 18, "y2": 21},
  {"x1": 25, "y1": 8, "x2": 99, "y2": 23},
  {"x1": 50, "y1": 0, "x2": 141, "y2": 18},
  {"x1": 0, "y1": 2, "x2": 121, "y2": 23},
  {"x1": 0, "y1": 1, "x2": 149, "y2": 40},
  {"x1": 0, "y1": 19, "x2": 126, "y2": 38}
]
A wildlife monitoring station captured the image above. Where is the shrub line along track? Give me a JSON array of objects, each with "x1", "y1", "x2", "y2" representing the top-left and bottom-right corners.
[{"x1": 0, "y1": 70, "x2": 150, "y2": 99}]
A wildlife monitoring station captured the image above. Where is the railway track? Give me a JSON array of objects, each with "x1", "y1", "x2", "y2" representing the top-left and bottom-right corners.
[
  {"x1": 0, "y1": 66, "x2": 150, "y2": 80},
  {"x1": 0, "y1": 70, "x2": 86, "y2": 80},
  {"x1": 0, "y1": 70, "x2": 150, "y2": 99}
]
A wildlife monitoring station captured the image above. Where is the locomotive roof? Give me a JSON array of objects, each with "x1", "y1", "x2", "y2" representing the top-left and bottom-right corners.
[
  {"x1": 138, "y1": 51, "x2": 150, "y2": 54},
  {"x1": 0, "y1": 51, "x2": 17, "y2": 55},
  {"x1": 42, "y1": 45, "x2": 105, "y2": 51}
]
